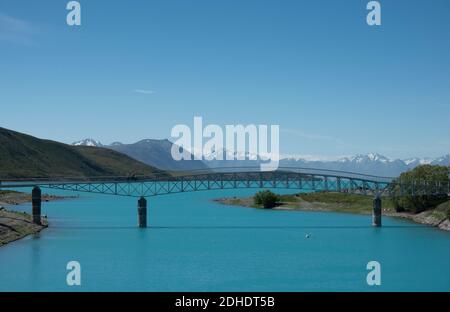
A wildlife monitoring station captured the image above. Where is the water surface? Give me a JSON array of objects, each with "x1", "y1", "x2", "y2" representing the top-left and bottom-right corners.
[{"x1": 0, "y1": 189, "x2": 449, "y2": 291}]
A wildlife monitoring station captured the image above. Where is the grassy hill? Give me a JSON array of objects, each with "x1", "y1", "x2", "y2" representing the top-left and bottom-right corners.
[{"x1": 0, "y1": 127, "x2": 166, "y2": 179}]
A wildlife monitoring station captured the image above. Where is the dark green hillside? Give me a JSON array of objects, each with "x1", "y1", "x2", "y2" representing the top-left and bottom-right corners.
[{"x1": 0, "y1": 127, "x2": 165, "y2": 179}]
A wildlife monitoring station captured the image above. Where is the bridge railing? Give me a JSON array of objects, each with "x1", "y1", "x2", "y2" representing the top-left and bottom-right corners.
[{"x1": 1, "y1": 167, "x2": 448, "y2": 198}]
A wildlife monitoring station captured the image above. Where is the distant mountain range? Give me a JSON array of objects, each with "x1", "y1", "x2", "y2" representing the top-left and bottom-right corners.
[
  {"x1": 203, "y1": 151, "x2": 450, "y2": 176},
  {"x1": 72, "y1": 139, "x2": 450, "y2": 176},
  {"x1": 4, "y1": 127, "x2": 446, "y2": 180},
  {"x1": 0, "y1": 128, "x2": 165, "y2": 179},
  {"x1": 72, "y1": 139, "x2": 208, "y2": 171},
  {"x1": 280, "y1": 153, "x2": 450, "y2": 177}
]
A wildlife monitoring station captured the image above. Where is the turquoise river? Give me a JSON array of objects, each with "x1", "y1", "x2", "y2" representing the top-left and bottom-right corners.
[{"x1": 0, "y1": 188, "x2": 449, "y2": 291}]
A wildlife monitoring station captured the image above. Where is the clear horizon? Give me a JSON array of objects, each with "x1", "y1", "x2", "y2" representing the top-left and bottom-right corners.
[{"x1": 1, "y1": 0, "x2": 450, "y2": 159}]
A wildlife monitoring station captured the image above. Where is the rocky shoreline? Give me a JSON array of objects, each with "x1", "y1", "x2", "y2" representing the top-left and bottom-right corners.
[
  {"x1": 0, "y1": 191, "x2": 76, "y2": 247},
  {"x1": 386, "y1": 210, "x2": 450, "y2": 231},
  {"x1": 0, "y1": 209, "x2": 48, "y2": 247},
  {"x1": 0, "y1": 190, "x2": 76, "y2": 207},
  {"x1": 214, "y1": 194, "x2": 450, "y2": 232}
]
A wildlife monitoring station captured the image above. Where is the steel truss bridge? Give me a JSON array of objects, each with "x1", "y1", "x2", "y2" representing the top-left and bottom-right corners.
[
  {"x1": 1, "y1": 167, "x2": 448, "y2": 227},
  {"x1": 1, "y1": 167, "x2": 448, "y2": 197}
]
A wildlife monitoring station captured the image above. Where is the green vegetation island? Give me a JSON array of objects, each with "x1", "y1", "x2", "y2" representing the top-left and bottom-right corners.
[
  {"x1": 216, "y1": 165, "x2": 450, "y2": 231},
  {"x1": 215, "y1": 191, "x2": 450, "y2": 231},
  {"x1": 0, "y1": 190, "x2": 75, "y2": 247}
]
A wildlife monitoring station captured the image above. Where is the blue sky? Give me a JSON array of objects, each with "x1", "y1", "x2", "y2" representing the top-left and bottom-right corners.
[{"x1": 0, "y1": 0, "x2": 449, "y2": 159}]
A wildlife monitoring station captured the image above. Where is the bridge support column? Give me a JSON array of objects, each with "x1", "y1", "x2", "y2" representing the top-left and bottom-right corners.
[
  {"x1": 32, "y1": 186, "x2": 42, "y2": 225},
  {"x1": 138, "y1": 197, "x2": 147, "y2": 228},
  {"x1": 372, "y1": 195, "x2": 382, "y2": 227}
]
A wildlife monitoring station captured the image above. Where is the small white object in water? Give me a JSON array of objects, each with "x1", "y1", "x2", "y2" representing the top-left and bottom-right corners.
[{"x1": 305, "y1": 234, "x2": 311, "y2": 239}]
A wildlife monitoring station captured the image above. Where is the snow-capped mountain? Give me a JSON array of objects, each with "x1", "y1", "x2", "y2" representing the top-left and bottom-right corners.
[
  {"x1": 280, "y1": 153, "x2": 450, "y2": 177},
  {"x1": 71, "y1": 138, "x2": 449, "y2": 176},
  {"x1": 432, "y1": 154, "x2": 450, "y2": 166},
  {"x1": 71, "y1": 138, "x2": 103, "y2": 147},
  {"x1": 201, "y1": 147, "x2": 284, "y2": 171},
  {"x1": 403, "y1": 157, "x2": 433, "y2": 167},
  {"x1": 203, "y1": 150, "x2": 450, "y2": 176},
  {"x1": 210, "y1": 149, "x2": 259, "y2": 161},
  {"x1": 72, "y1": 138, "x2": 208, "y2": 171},
  {"x1": 338, "y1": 153, "x2": 390, "y2": 164}
]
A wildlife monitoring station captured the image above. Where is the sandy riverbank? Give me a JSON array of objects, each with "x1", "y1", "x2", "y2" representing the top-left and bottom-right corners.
[
  {"x1": 0, "y1": 209, "x2": 48, "y2": 246},
  {"x1": 0, "y1": 190, "x2": 75, "y2": 207}
]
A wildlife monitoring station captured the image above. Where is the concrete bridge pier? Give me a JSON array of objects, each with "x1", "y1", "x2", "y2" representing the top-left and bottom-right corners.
[
  {"x1": 32, "y1": 186, "x2": 42, "y2": 225},
  {"x1": 138, "y1": 197, "x2": 147, "y2": 228},
  {"x1": 372, "y1": 195, "x2": 382, "y2": 227}
]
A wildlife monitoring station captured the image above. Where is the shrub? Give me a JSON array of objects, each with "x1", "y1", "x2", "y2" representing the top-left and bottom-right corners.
[
  {"x1": 391, "y1": 194, "x2": 448, "y2": 214},
  {"x1": 254, "y1": 190, "x2": 279, "y2": 209}
]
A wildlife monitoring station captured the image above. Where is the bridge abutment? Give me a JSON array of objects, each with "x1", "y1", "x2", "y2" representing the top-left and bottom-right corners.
[
  {"x1": 138, "y1": 197, "x2": 147, "y2": 228},
  {"x1": 32, "y1": 186, "x2": 42, "y2": 225},
  {"x1": 372, "y1": 195, "x2": 382, "y2": 227}
]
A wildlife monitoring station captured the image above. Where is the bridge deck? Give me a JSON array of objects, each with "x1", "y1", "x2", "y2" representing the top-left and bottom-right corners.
[{"x1": 1, "y1": 168, "x2": 447, "y2": 198}]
